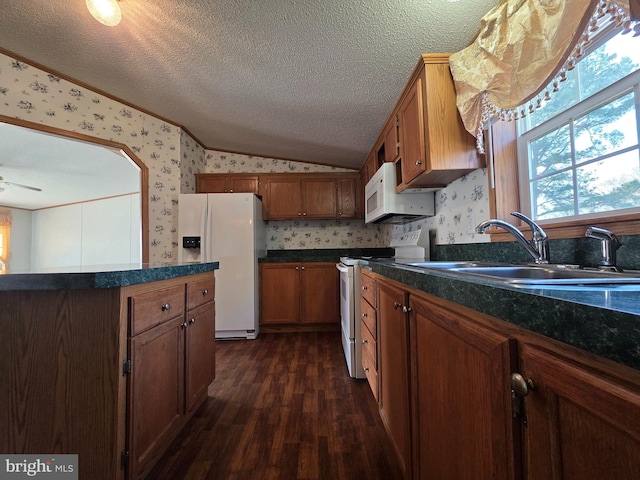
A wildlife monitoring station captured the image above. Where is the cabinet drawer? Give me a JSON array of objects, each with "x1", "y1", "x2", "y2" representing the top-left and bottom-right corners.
[
  {"x1": 130, "y1": 285, "x2": 185, "y2": 336},
  {"x1": 360, "y1": 298, "x2": 376, "y2": 339},
  {"x1": 361, "y1": 320, "x2": 377, "y2": 371},
  {"x1": 361, "y1": 324, "x2": 378, "y2": 402},
  {"x1": 186, "y1": 277, "x2": 215, "y2": 310},
  {"x1": 360, "y1": 272, "x2": 376, "y2": 307}
]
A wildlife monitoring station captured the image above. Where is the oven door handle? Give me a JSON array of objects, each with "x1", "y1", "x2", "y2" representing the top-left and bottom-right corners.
[{"x1": 336, "y1": 263, "x2": 350, "y2": 273}]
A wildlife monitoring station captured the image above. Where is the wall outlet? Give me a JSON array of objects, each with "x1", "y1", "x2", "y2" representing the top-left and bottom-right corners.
[{"x1": 466, "y1": 212, "x2": 476, "y2": 234}]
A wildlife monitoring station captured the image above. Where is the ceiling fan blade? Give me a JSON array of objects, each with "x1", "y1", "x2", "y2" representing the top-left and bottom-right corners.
[{"x1": 2, "y1": 181, "x2": 42, "y2": 192}]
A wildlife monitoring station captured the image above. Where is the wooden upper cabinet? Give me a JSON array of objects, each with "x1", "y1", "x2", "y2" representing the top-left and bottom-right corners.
[
  {"x1": 361, "y1": 54, "x2": 484, "y2": 192},
  {"x1": 383, "y1": 116, "x2": 400, "y2": 163},
  {"x1": 196, "y1": 173, "x2": 259, "y2": 194},
  {"x1": 337, "y1": 177, "x2": 357, "y2": 218},
  {"x1": 398, "y1": 77, "x2": 426, "y2": 185},
  {"x1": 303, "y1": 178, "x2": 337, "y2": 218},
  {"x1": 263, "y1": 177, "x2": 303, "y2": 219},
  {"x1": 262, "y1": 173, "x2": 360, "y2": 220}
]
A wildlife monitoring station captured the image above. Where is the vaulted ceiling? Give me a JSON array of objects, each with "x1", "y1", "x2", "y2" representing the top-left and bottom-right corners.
[{"x1": 0, "y1": 0, "x2": 496, "y2": 170}]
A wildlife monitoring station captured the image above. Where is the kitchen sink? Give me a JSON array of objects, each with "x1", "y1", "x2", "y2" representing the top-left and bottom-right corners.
[{"x1": 393, "y1": 261, "x2": 640, "y2": 285}]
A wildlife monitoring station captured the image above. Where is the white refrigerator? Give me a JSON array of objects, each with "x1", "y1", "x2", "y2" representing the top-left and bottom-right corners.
[{"x1": 178, "y1": 193, "x2": 266, "y2": 339}]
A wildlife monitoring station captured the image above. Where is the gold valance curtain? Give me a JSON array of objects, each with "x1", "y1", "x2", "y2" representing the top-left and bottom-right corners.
[{"x1": 449, "y1": 0, "x2": 640, "y2": 153}]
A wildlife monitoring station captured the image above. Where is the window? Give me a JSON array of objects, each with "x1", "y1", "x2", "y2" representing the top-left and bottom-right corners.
[{"x1": 517, "y1": 26, "x2": 640, "y2": 223}]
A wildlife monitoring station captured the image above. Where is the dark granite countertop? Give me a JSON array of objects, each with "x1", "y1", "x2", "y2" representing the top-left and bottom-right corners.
[
  {"x1": 366, "y1": 259, "x2": 640, "y2": 371},
  {"x1": 0, "y1": 262, "x2": 219, "y2": 291}
]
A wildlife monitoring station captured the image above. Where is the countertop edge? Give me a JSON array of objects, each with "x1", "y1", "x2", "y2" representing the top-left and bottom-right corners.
[{"x1": 0, "y1": 262, "x2": 220, "y2": 290}]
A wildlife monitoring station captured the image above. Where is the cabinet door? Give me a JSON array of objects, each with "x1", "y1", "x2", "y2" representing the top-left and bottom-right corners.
[
  {"x1": 520, "y1": 344, "x2": 640, "y2": 480},
  {"x1": 302, "y1": 178, "x2": 336, "y2": 218},
  {"x1": 260, "y1": 263, "x2": 300, "y2": 324},
  {"x1": 228, "y1": 174, "x2": 259, "y2": 194},
  {"x1": 264, "y1": 178, "x2": 302, "y2": 219},
  {"x1": 410, "y1": 294, "x2": 517, "y2": 480},
  {"x1": 197, "y1": 175, "x2": 228, "y2": 193},
  {"x1": 377, "y1": 280, "x2": 412, "y2": 477},
  {"x1": 398, "y1": 77, "x2": 426, "y2": 185},
  {"x1": 185, "y1": 302, "x2": 215, "y2": 412},
  {"x1": 337, "y1": 177, "x2": 358, "y2": 218},
  {"x1": 128, "y1": 317, "x2": 185, "y2": 476},
  {"x1": 383, "y1": 116, "x2": 399, "y2": 163},
  {"x1": 300, "y1": 262, "x2": 339, "y2": 324}
]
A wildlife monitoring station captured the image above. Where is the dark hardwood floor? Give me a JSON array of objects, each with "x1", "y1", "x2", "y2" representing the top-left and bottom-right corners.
[{"x1": 144, "y1": 331, "x2": 403, "y2": 480}]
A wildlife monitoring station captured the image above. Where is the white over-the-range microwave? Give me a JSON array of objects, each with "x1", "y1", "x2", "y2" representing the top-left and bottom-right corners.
[{"x1": 364, "y1": 163, "x2": 435, "y2": 224}]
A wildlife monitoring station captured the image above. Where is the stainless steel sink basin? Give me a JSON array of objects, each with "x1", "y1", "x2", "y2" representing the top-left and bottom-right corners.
[{"x1": 394, "y1": 261, "x2": 640, "y2": 285}]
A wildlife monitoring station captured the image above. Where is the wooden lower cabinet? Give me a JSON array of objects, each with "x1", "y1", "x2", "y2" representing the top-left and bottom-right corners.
[
  {"x1": 519, "y1": 344, "x2": 640, "y2": 480},
  {"x1": 410, "y1": 293, "x2": 516, "y2": 480},
  {"x1": 127, "y1": 273, "x2": 216, "y2": 479},
  {"x1": 377, "y1": 279, "x2": 412, "y2": 478},
  {"x1": 372, "y1": 272, "x2": 640, "y2": 480},
  {"x1": 1, "y1": 271, "x2": 216, "y2": 480},
  {"x1": 260, "y1": 262, "x2": 339, "y2": 327}
]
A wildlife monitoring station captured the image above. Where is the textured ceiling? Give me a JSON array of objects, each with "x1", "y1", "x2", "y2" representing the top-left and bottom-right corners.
[{"x1": 0, "y1": 0, "x2": 497, "y2": 169}]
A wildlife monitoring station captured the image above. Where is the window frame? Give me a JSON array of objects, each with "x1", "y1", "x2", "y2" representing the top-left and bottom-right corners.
[{"x1": 487, "y1": 26, "x2": 640, "y2": 242}]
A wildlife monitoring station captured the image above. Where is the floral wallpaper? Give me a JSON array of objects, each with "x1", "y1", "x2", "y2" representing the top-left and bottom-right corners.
[
  {"x1": 393, "y1": 168, "x2": 491, "y2": 245},
  {"x1": 0, "y1": 49, "x2": 490, "y2": 260}
]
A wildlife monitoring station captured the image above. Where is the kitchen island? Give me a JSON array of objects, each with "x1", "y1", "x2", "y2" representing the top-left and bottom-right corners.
[{"x1": 0, "y1": 262, "x2": 219, "y2": 480}]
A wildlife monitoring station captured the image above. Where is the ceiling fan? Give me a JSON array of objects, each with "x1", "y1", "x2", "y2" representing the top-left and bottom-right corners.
[{"x1": 0, "y1": 175, "x2": 42, "y2": 192}]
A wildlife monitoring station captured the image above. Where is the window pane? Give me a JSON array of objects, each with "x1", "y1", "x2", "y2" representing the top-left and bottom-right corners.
[
  {"x1": 576, "y1": 149, "x2": 640, "y2": 214},
  {"x1": 530, "y1": 124, "x2": 572, "y2": 178},
  {"x1": 532, "y1": 171, "x2": 575, "y2": 220},
  {"x1": 574, "y1": 92, "x2": 637, "y2": 164}
]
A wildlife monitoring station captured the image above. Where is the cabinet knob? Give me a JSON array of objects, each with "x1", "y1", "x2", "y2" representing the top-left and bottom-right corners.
[
  {"x1": 511, "y1": 373, "x2": 534, "y2": 397},
  {"x1": 303, "y1": 212, "x2": 307, "y2": 216},
  {"x1": 298, "y1": 212, "x2": 302, "y2": 216},
  {"x1": 202, "y1": 289, "x2": 209, "y2": 295},
  {"x1": 296, "y1": 266, "x2": 300, "y2": 270},
  {"x1": 162, "y1": 303, "x2": 171, "y2": 311},
  {"x1": 402, "y1": 305, "x2": 411, "y2": 313},
  {"x1": 362, "y1": 339, "x2": 368, "y2": 344},
  {"x1": 363, "y1": 367, "x2": 369, "y2": 372},
  {"x1": 301, "y1": 266, "x2": 305, "y2": 270},
  {"x1": 229, "y1": 189, "x2": 233, "y2": 193},
  {"x1": 393, "y1": 302, "x2": 402, "y2": 309},
  {"x1": 181, "y1": 321, "x2": 188, "y2": 329},
  {"x1": 189, "y1": 318, "x2": 196, "y2": 324},
  {"x1": 415, "y1": 160, "x2": 422, "y2": 166},
  {"x1": 362, "y1": 312, "x2": 367, "y2": 318},
  {"x1": 362, "y1": 286, "x2": 368, "y2": 291}
]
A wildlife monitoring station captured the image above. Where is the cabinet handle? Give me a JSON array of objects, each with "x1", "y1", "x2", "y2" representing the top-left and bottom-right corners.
[
  {"x1": 189, "y1": 318, "x2": 196, "y2": 324},
  {"x1": 362, "y1": 339, "x2": 368, "y2": 344},
  {"x1": 363, "y1": 367, "x2": 369, "y2": 372},
  {"x1": 301, "y1": 266, "x2": 305, "y2": 270},
  {"x1": 402, "y1": 305, "x2": 411, "y2": 313},
  {"x1": 511, "y1": 373, "x2": 534, "y2": 397},
  {"x1": 362, "y1": 286, "x2": 368, "y2": 291},
  {"x1": 298, "y1": 212, "x2": 302, "y2": 216},
  {"x1": 296, "y1": 266, "x2": 300, "y2": 270},
  {"x1": 393, "y1": 302, "x2": 402, "y2": 309},
  {"x1": 181, "y1": 321, "x2": 188, "y2": 329},
  {"x1": 202, "y1": 289, "x2": 209, "y2": 295},
  {"x1": 303, "y1": 212, "x2": 307, "y2": 216},
  {"x1": 415, "y1": 160, "x2": 422, "y2": 166},
  {"x1": 362, "y1": 312, "x2": 367, "y2": 318},
  {"x1": 229, "y1": 189, "x2": 233, "y2": 193},
  {"x1": 162, "y1": 303, "x2": 171, "y2": 311}
]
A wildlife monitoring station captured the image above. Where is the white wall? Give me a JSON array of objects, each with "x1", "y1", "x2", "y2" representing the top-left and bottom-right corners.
[
  {"x1": 4, "y1": 208, "x2": 33, "y2": 271},
  {"x1": 31, "y1": 194, "x2": 142, "y2": 269}
]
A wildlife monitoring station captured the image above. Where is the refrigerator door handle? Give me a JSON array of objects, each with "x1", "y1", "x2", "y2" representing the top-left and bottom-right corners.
[{"x1": 201, "y1": 198, "x2": 210, "y2": 262}]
